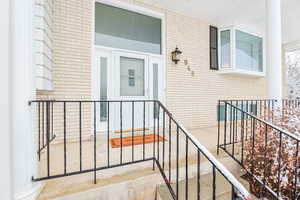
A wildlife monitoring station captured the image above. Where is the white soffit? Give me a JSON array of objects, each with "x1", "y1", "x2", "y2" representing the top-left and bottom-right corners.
[{"x1": 141, "y1": 0, "x2": 300, "y2": 44}]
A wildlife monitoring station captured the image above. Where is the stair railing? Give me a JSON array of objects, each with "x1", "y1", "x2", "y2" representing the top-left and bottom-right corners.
[
  {"x1": 29, "y1": 100, "x2": 251, "y2": 200},
  {"x1": 218, "y1": 100, "x2": 300, "y2": 199}
]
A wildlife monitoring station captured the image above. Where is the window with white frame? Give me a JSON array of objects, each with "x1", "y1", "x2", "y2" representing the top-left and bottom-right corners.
[
  {"x1": 219, "y1": 27, "x2": 264, "y2": 74},
  {"x1": 95, "y1": 2, "x2": 162, "y2": 55}
]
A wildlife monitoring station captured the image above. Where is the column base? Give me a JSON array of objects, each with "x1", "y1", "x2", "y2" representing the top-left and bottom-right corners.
[{"x1": 14, "y1": 183, "x2": 44, "y2": 200}]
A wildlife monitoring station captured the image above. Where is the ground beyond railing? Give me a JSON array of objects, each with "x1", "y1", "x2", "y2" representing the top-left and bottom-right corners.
[
  {"x1": 218, "y1": 99, "x2": 300, "y2": 200},
  {"x1": 29, "y1": 100, "x2": 251, "y2": 200}
]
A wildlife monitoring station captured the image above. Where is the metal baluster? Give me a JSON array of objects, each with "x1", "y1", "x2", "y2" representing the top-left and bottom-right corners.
[
  {"x1": 46, "y1": 102, "x2": 50, "y2": 177},
  {"x1": 132, "y1": 101, "x2": 134, "y2": 162},
  {"x1": 241, "y1": 112, "x2": 245, "y2": 165},
  {"x1": 169, "y1": 116, "x2": 172, "y2": 182},
  {"x1": 255, "y1": 100, "x2": 258, "y2": 116},
  {"x1": 185, "y1": 135, "x2": 188, "y2": 200},
  {"x1": 217, "y1": 100, "x2": 220, "y2": 155},
  {"x1": 107, "y1": 102, "x2": 110, "y2": 167},
  {"x1": 232, "y1": 106, "x2": 235, "y2": 156},
  {"x1": 120, "y1": 102, "x2": 123, "y2": 165},
  {"x1": 231, "y1": 185, "x2": 236, "y2": 200},
  {"x1": 293, "y1": 141, "x2": 299, "y2": 199},
  {"x1": 93, "y1": 102, "x2": 97, "y2": 184},
  {"x1": 230, "y1": 101, "x2": 233, "y2": 146},
  {"x1": 163, "y1": 110, "x2": 165, "y2": 170},
  {"x1": 42, "y1": 102, "x2": 45, "y2": 149},
  {"x1": 224, "y1": 102, "x2": 227, "y2": 150},
  {"x1": 38, "y1": 102, "x2": 41, "y2": 161},
  {"x1": 51, "y1": 101, "x2": 53, "y2": 139},
  {"x1": 260, "y1": 100, "x2": 262, "y2": 118},
  {"x1": 176, "y1": 126, "x2": 179, "y2": 199},
  {"x1": 264, "y1": 100, "x2": 266, "y2": 120},
  {"x1": 263, "y1": 124, "x2": 268, "y2": 197},
  {"x1": 63, "y1": 102, "x2": 66, "y2": 175},
  {"x1": 143, "y1": 101, "x2": 145, "y2": 160},
  {"x1": 157, "y1": 104, "x2": 160, "y2": 163},
  {"x1": 272, "y1": 100, "x2": 274, "y2": 123},
  {"x1": 197, "y1": 150, "x2": 200, "y2": 200},
  {"x1": 246, "y1": 101, "x2": 249, "y2": 140},
  {"x1": 79, "y1": 102, "x2": 82, "y2": 171},
  {"x1": 277, "y1": 132, "x2": 282, "y2": 197},
  {"x1": 251, "y1": 118, "x2": 255, "y2": 183},
  {"x1": 268, "y1": 100, "x2": 271, "y2": 121},
  {"x1": 235, "y1": 103, "x2": 238, "y2": 141},
  {"x1": 212, "y1": 166, "x2": 216, "y2": 200},
  {"x1": 153, "y1": 101, "x2": 156, "y2": 170}
]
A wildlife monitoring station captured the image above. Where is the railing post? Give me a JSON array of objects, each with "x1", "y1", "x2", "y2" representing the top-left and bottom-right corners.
[
  {"x1": 38, "y1": 102, "x2": 41, "y2": 161},
  {"x1": 217, "y1": 100, "x2": 220, "y2": 155},
  {"x1": 153, "y1": 101, "x2": 156, "y2": 171},
  {"x1": 176, "y1": 126, "x2": 179, "y2": 199},
  {"x1": 224, "y1": 102, "x2": 227, "y2": 150},
  {"x1": 46, "y1": 102, "x2": 50, "y2": 177},
  {"x1": 93, "y1": 102, "x2": 97, "y2": 184},
  {"x1": 63, "y1": 102, "x2": 66, "y2": 175}
]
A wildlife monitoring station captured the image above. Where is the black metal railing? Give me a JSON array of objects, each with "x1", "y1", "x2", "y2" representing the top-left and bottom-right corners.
[
  {"x1": 29, "y1": 100, "x2": 251, "y2": 200},
  {"x1": 282, "y1": 99, "x2": 300, "y2": 111},
  {"x1": 218, "y1": 100, "x2": 300, "y2": 199}
]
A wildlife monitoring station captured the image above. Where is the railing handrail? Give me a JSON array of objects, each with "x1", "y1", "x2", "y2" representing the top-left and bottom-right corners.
[
  {"x1": 158, "y1": 101, "x2": 251, "y2": 199},
  {"x1": 221, "y1": 100, "x2": 300, "y2": 142},
  {"x1": 219, "y1": 99, "x2": 277, "y2": 102}
]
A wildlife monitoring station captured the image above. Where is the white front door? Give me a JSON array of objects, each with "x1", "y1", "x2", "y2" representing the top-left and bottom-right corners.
[
  {"x1": 113, "y1": 51, "x2": 150, "y2": 131},
  {"x1": 93, "y1": 48, "x2": 165, "y2": 132}
]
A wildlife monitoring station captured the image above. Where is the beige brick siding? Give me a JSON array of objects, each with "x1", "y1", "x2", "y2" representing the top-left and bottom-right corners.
[
  {"x1": 37, "y1": 0, "x2": 268, "y2": 138},
  {"x1": 37, "y1": 0, "x2": 93, "y2": 139}
]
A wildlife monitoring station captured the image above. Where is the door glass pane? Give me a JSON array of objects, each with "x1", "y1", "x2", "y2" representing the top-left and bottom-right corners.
[
  {"x1": 120, "y1": 57, "x2": 145, "y2": 96},
  {"x1": 235, "y1": 30, "x2": 263, "y2": 72},
  {"x1": 95, "y1": 3, "x2": 161, "y2": 54},
  {"x1": 221, "y1": 30, "x2": 231, "y2": 68},
  {"x1": 100, "y1": 57, "x2": 107, "y2": 121}
]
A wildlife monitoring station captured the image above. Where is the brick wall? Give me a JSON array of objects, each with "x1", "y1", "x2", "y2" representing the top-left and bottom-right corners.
[{"x1": 37, "y1": 0, "x2": 268, "y2": 138}]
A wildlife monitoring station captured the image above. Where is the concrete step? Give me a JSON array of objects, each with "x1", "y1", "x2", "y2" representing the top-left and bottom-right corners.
[{"x1": 38, "y1": 156, "x2": 242, "y2": 200}]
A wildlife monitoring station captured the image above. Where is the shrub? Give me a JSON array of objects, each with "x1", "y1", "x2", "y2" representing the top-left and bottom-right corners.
[{"x1": 243, "y1": 106, "x2": 300, "y2": 199}]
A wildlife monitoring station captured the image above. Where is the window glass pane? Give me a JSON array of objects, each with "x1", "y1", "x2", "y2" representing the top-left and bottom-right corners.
[
  {"x1": 153, "y1": 64, "x2": 159, "y2": 118},
  {"x1": 235, "y1": 30, "x2": 263, "y2": 72},
  {"x1": 120, "y1": 57, "x2": 145, "y2": 96},
  {"x1": 153, "y1": 64, "x2": 158, "y2": 100},
  {"x1": 95, "y1": 3, "x2": 161, "y2": 54},
  {"x1": 100, "y1": 57, "x2": 107, "y2": 121},
  {"x1": 221, "y1": 30, "x2": 231, "y2": 68}
]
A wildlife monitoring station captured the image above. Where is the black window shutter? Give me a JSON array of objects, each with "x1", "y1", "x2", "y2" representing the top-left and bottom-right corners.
[{"x1": 209, "y1": 26, "x2": 219, "y2": 70}]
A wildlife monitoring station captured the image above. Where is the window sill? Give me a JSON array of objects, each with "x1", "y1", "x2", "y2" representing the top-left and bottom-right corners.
[{"x1": 218, "y1": 69, "x2": 265, "y2": 77}]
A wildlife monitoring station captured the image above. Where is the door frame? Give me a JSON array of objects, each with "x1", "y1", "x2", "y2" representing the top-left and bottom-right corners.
[{"x1": 92, "y1": 46, "x2": 166, "y2": 133}]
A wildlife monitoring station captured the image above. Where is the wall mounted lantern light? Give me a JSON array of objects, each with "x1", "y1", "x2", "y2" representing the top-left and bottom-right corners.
[{"x1": 171, "y1": 46, "x2": 182, "y2": 64}]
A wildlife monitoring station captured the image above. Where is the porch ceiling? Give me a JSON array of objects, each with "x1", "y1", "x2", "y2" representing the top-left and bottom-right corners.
[{"x1": 141, "y1": 0, "x2": 300, "y2": 44}]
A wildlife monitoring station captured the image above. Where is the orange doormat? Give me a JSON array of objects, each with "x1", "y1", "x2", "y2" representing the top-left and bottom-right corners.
[{"x1": 110, "y1": 134, "x2": 165, "y2": 148}]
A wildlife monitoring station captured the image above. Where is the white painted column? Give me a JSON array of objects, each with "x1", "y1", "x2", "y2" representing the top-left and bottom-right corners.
[
  {"x1": 266, "y1": 0, "x2": 282, "y2": 101},
  {"x1": 0, "y1": 0, "x2": 13, "y2": 199},
  {"x1": 11, "y1": 0, "x2": 41, "y2": 199}
]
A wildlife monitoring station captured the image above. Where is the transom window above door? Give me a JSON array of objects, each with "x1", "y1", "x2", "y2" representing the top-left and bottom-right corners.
[{"x1": 94, "y1": 2, "x2": 162, "y2": 55}]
